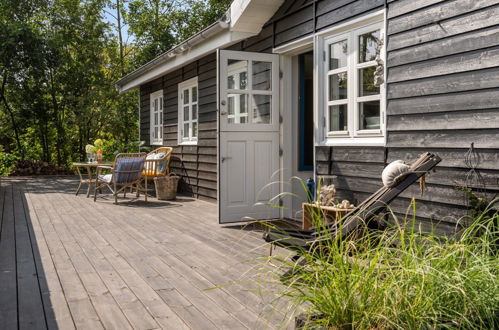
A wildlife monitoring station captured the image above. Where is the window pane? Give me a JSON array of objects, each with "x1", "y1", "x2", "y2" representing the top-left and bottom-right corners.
[
  {"x1": 359, "y1": 30, "x2": 381, "y2": 63},
  {"x1": 154, "y1": 127, "x2": 158, "y2": 139},
  {"x1": 183, "y1": 106, "x2": 189, "y2": 121},
  {"x1": 154, "y1": 99, "x2": 158, "y2": 112},
  {"x1": 252, "y1": 95, "x2": 271, "y2": 124},
  {"x1": 159, "y1": 97, "x2": 163, "y2": 110},
  {"x1": 192, "y1": 86, "x2": 197, "y2": 102},
  {"x1": 359, "y1": 100, "x2": 381, "y2": 130},
  {"x1": 239, "y1": 94, "x2": 246, "y2": 113},
  {"x1": 159, "y1": 111, "x2": 163, "y2": 124},
  {"x1": 329, "y1": 105, "x2": 348, "y2": 132},
  {"x1": 227, "y1": 93, "x2": 247, "y2": 124},
  {"x1": 329, "y1": 40, "x2": 348, "y2": 70},
  {"x1": 192, "y1": 104, "x2": 198, "y2": 120},
  {"x1": 193, "y1": 122, "x2": 198, "y2": 137},
  {"x1": 329, "y1": 72, "x2": 348, "y2": 100},
  {"x1": 227, "y1": 59, "x2": 248, "y2": 90},
  {"x1": 183, "y1": 89, "x2": 189, "y2": 104},
  {"x1": 154, "y1": 113, "x2": 158, "y2": 125},
  {"x1": 252, "y1": 61, "x2": 271, "y2": 91},
  {"x1": 228, "y1": 75, "x2": 235, "y2": 89},
  {"x1": 359, "y1": 67, "x2": 380, "y2": 96},
  {"x1": 183, "y1": 123, "x2": 189, "y2": 138},
  {"x1": 239, "y1": 72, "x2": 247, "y2": 89}
]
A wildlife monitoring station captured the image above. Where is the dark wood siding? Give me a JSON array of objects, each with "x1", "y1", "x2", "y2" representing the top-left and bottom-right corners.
[
  {"x1": 139, "y1": 52, "x2": 218, "y2": 201},
  {"x1": 382, "y1": 0, "x2": 499, "y2": 229}
]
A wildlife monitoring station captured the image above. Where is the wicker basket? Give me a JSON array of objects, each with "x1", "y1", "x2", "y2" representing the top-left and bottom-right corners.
[{"x1": 154, "y1": 174, "x2": 179, "y2": 200}]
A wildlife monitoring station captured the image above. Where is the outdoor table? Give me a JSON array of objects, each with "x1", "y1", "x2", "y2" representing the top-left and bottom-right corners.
[{"x1": 73, "y1": 162, "x2": 113, "y2": 197}]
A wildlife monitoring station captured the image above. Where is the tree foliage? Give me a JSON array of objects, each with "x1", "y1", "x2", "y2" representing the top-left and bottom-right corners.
[{"x1": 0, "y1": 0, "x2": 231, "y2": 171}]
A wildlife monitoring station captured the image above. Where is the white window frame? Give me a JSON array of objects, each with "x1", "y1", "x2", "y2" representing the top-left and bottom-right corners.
[
  {"x1": 150, "y1": 90, "x2": 164, "y2": 145},
  {"x1": 178, "y1": 77, "x2": 199, "y2": 145},
  {"x1": 318, "y1": 18, "x2": 386, "y2": 146}
]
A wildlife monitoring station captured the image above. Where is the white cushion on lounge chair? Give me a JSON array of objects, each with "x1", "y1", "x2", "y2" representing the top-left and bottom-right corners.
[
  {"x1": 98, "y1": 174, "x2": 113, "y2": 183},
  {"x1": 382, "y1": 160, "x2": 410, "y2": 187}
]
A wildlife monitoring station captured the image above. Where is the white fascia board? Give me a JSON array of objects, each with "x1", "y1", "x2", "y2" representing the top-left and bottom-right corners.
[
  {"x1": 118, "y1": 30, "x2": 255, "y2": 93},
  {"x1": 230, "y1": 0, "x2": 284, "y2": 33}
]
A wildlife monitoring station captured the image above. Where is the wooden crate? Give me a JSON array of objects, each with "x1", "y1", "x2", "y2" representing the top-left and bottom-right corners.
[{"x1": 302, "y1": 203, "x2": 352, "y2": 230}]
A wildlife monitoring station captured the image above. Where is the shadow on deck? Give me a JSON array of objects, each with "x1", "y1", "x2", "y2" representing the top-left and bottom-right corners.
[{"x1": 0, "y1": 176, "x2": 291, "y2": 329}]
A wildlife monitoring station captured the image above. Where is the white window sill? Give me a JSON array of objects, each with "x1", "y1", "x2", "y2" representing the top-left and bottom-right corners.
[
  {"x1": 150, "y1": 141, "x2": 163, "y2": 146},
  {"x1": 319, "y1": 136, "x2": 385, "y2": 147},
  {"x1": 178, "y1": 140, "x2": 198, "y2": 146}
]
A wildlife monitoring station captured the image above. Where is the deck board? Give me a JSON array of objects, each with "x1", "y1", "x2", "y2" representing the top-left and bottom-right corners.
[{"x1": 0, "y1": 177, "x2": 291, "y2": 329}]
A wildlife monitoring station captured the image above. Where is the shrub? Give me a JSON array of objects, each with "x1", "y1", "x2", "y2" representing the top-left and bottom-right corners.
[{"x1": 261, "y1": 201, "x2": 499, "y2": 329}]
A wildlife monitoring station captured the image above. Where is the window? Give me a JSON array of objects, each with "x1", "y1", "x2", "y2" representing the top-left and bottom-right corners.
[
  {"x1": 150, "y1": 90, "x2": 163, "y2": 145},
  {"x1": 178, "y1": 77, "x2": 198, "y2": 144},
  {"x1": 322, "y1": 21, "x2": 385, "y2": 145}
]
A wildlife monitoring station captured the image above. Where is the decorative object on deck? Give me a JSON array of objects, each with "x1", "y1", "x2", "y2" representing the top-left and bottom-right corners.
[
  {"x1": 301, "y1": 202, "x2": 353, "y2": 230},
  {"x1": 263, "y1": 152, "x2": 442, "y2": 252},
  {"x1": 382, "y1": 159, "x2": 410, "y2": 187},
  {"x1": 93, "y1": 153, "x2": 147, "y2": 204},
  {"x1": 318, "y1": 184, "x2": 336, "y2": 206},
  {"x1": 154, "y1": 174, "x2": 180, "y2": 200}
]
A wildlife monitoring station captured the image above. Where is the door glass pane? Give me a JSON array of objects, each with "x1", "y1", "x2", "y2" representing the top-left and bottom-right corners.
[
  {"x1": 192, "y1": 87, "x2": 197, "y2": 102},
  {"x1": 329, "y1": 72, "x2": 348, "y2": 100},
  {"x1": 359, "y1": 30, "x2": 381, "y2": 63},
  {"x1": 193, "y1": 122, "x2": 198, "y2": 137},
  {"x1": 192, "y1": 104, "x2": 198, "y2": 120},
  {"x1": 359, "y1": 100, "x2": 380, "y2": 130},
  {"x1": 227, "y1": 59, "x2": 248, "y2": 90},
  {"x1": 329, "y1": 105, "x2": 348, "y2": 131},
  {"x1": 252, "y1": 61, "x2": 272, "y2": 91},
  {"x1": 183, "y1": 106, "x2": 189, "y2": 121},
  {"x1": 183, "y1": 89, "x2": 189, "y2": 104},
  {"x1": 227, "y1": 93, "x2": 247, "y2": 124},
  {"x1": 359, "y1": 67, "x2": 379, "y2": 96},
  {"x1": 329, "y1": 40, "x2": 348, "y2": 70},
  {"x1": 252, "y1": 95, "x2": 271, "y2": 124},
  {"x1": 183, "y1": 123, "x2": 189, "y2": 138},
  {"x1": 239, "y1": 72, "x2": 247, "y2": 89}
]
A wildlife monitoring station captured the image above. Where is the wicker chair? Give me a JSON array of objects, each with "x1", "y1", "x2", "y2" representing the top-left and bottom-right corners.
[
  {"x1": 143, "y1": 147, "x2": 172, "y2": 178},
  {"x1": 138, "y1": 147, "x2": 172, "y2": 196},
  {"x1": 94, "y1": 153, "x2": 147, "y2": 204}
]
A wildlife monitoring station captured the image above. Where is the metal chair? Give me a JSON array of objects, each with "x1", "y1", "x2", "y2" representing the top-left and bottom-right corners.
[{"x1": 94, "y1": 153, "x2": 147, "y2": 204}]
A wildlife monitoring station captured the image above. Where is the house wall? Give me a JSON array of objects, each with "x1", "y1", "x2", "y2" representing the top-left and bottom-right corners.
[
  {"x1": 140, "y1": 53, "x2": 218, "y2": 201},
  {"x1": 318, "y1": 0, "x2": 499, "y2": 233}
]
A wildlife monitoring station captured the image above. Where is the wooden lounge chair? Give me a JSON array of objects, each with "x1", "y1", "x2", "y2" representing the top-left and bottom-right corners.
[
  {"x1": 263, "y1": 152, "x2": 442, "y2": 252},
  {"x1": 94, "y1": 153, "x2": 147, "y2": 204}
]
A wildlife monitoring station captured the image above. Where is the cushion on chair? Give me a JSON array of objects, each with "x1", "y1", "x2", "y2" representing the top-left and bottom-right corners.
[
  {"x1": 115, "y1": 158, "x2": 144, "y2": 184},
  {"x1": 155, "y1": 152, "x2": 167, "y2": 173},
  {"x1": 143, "y1": 152, "x2": 167, "y2": 175},
  {"x1": 98, "y1": 174, "x2": 113, "y2": 183},
  {"x1": 382, "y1": 160, "x2": 411, "y2": 187}
]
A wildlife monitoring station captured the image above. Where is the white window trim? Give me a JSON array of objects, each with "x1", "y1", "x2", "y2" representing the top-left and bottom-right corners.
[
  {"x1": 178, "y1": 77, "x2": 199, "y2": 145},
  {"x1": 150, "y1": 90, "x2": 164, "y2": 145},
  {"x1": 316, "y1": 14, "x2": 386, "y2": 147}
]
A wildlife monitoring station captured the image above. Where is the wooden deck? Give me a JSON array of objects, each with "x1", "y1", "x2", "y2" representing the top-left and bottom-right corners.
[{"x1": 0, "y1": 177, "x2": 291, "y2": 329}]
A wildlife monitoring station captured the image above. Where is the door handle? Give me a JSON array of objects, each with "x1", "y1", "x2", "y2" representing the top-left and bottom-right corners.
[{"x1": 221, "y1": 156, "x2": 232, "y2": 163}]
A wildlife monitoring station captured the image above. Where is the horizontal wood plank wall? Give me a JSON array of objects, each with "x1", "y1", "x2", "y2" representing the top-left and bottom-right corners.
[
  {"x1": 383, "y1": 0, "x2": 499, "y2": 231},
  {"x1": 140, "y1": 53, "x2": 218, "y2": 201}
]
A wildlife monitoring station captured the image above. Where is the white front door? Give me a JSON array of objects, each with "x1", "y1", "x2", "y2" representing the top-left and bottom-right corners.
[{"x1": 218, "y1": 50, "x2": 280, "y2": 223}]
